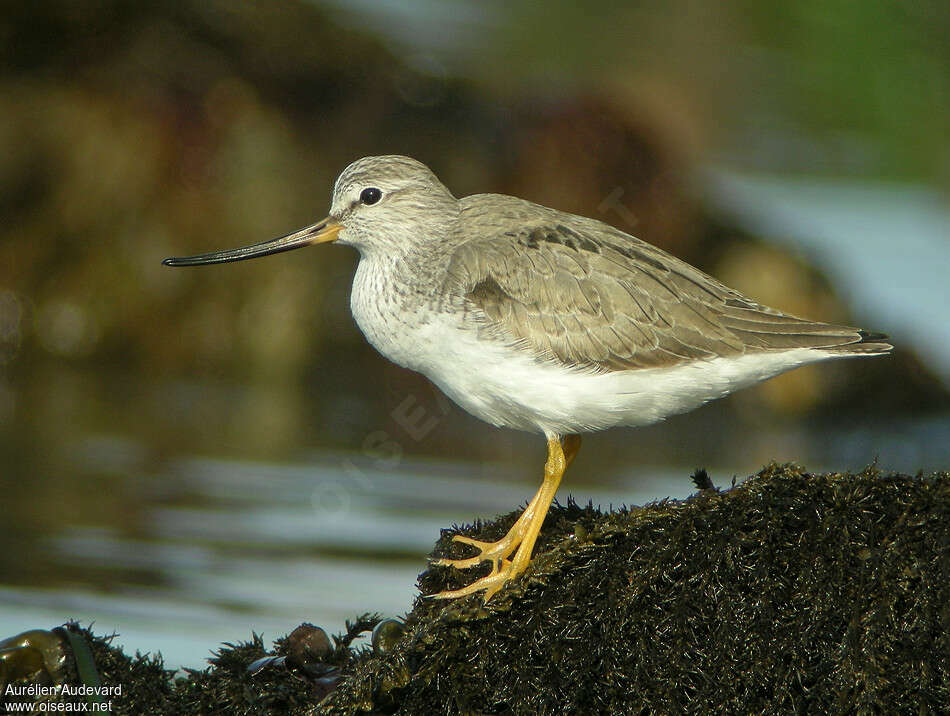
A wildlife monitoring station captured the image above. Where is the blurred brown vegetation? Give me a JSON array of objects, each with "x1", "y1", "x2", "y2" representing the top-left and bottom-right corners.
[{"x1": 0, "y1": 0, "x2": 946, "y2": 473}]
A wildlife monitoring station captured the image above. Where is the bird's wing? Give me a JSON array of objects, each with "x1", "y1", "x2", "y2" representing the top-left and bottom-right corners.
[{"x1": 443, "y1": 211, "x2": 882, "y2": 372}]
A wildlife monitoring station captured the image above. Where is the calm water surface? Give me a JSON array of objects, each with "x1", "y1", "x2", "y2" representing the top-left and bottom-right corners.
[{"x1": 0, "y1": 440, "x2": 700, "y2": 670}]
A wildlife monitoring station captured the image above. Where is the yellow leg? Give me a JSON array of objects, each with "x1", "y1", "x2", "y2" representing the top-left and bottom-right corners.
[{"x1": 430, "y1": 434, "x2": 581, "y2": 602}]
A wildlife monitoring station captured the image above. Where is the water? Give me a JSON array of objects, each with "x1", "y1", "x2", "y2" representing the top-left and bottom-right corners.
[
  {"x1": 0, "y1": 441, "x2": 697, "y2": 670},
  {"x1": 2, "y1": 392, "x2": 948, "y2": 669},
  {"x1": 3, "y1": 413, "x2": 945, "y2": 670}
]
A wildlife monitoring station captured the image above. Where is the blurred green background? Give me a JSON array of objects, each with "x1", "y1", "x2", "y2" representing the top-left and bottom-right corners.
[{"x1": 1, "y1": 0, "x2": 948, "y2": 669}]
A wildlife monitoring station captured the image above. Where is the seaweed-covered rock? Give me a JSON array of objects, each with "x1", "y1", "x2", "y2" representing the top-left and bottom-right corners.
[
  {"x1": 322, "y1": 464, "x2": 950, "y2": 714},
  {"x1": 4, "y1": 464, "x2": 948, "y2": 714}
]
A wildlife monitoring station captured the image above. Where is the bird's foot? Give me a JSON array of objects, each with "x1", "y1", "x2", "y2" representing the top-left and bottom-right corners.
[
  {"x1": 429, "y1": 525, "x2": 531, "y2": 601},
  {"x1": 431, "y1": 532, "x2": 523, "y2": 571},
  {"x1": 428, "y1": 557, "x2": 525, "y2": 602},
  {"x1": 427, "y1": 435, "x2": 580, "y2": 603}
]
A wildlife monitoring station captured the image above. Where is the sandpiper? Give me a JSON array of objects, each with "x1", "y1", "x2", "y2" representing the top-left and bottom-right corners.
[{"x1": 164, "y1": 155, "x2": 892, "y2": 602}]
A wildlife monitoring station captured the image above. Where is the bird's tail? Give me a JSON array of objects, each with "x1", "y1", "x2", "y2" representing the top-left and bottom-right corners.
[{"x1": 822, "y1": 329, "x2": 893, "y2": 356}]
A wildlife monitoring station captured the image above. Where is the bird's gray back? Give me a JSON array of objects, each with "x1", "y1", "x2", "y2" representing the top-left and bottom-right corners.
[{"x1": 442, "y1": 193, "x2": 888, "y2": 372}]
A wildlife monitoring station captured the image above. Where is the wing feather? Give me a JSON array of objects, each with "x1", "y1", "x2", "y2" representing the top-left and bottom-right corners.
[{"x1": 442, "y1": 198, "x2": 885, "y2": 371}]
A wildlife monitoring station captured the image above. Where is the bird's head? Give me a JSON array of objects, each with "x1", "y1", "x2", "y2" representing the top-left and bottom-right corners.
[
  {"x1": 162, "y1": 155, "x2": 456, "y2": 267},
  {"x1": 329, "y1": 155, "x2": 458, "y2": 254}
]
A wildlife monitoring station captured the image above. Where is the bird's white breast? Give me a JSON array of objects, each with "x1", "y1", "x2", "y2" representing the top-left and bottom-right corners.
[{"x1": 349, "y1": 253, "x2": 437, "y2": 372}]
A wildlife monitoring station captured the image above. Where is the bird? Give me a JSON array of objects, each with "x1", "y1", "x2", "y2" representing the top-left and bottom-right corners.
[{"x1": 163, "y1": 155, "x2": 892, "y2": 602}]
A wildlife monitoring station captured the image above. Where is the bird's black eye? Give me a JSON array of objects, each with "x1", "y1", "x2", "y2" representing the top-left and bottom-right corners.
[{"x1": 360, "y1": 187, "x2": 382, "y2": 205}]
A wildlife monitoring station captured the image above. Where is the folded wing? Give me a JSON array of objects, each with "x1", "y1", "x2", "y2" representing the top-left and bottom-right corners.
[{"x1": 444, "y1": 202, "x2": 891, "y2": 372}]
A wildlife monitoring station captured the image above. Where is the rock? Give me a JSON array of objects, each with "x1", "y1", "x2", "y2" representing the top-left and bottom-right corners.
[{"x1": 5, "y1": 464, "x2": 948, "y2": 714}]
